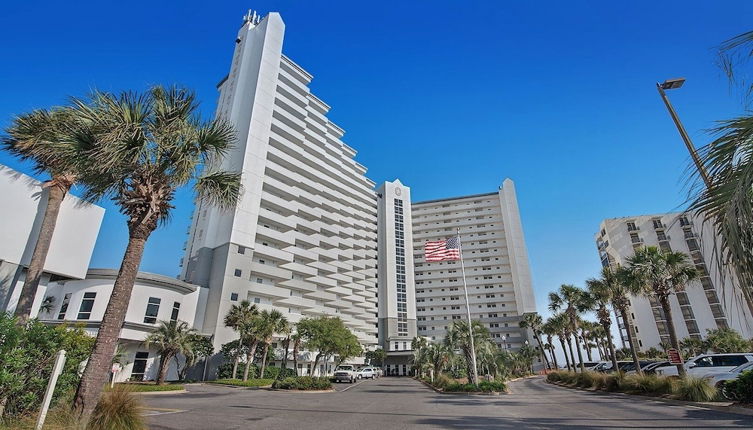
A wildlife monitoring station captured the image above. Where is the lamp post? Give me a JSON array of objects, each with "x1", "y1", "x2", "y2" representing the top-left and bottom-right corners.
[{"x1": 655, "y1": 78, "x2": 712, "y2": 188}]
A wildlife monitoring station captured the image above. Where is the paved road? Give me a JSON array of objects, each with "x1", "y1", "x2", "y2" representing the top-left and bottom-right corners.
[{"x1": 145, "y1": 376, "x2": 751, "y2": 429}]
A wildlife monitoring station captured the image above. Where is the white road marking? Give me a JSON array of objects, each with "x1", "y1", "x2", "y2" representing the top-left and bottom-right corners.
[{"x1": 339, "y1": 379, "x2": 368, "y2": 392}]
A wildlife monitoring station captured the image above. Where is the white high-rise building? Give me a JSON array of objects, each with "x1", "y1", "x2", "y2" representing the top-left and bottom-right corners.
[
  {"x1": 596, "y1": 212, "x2": 753, "y2": 351},
  {"x1": 180, "y1": 12, "x2": 379, "y2": 373},
  {"x1": 411, "y1": 179, "x2": 537, "y2": 351},
  {"x1": 376, "y1": 180, "x2": 418, "y2": 375}
]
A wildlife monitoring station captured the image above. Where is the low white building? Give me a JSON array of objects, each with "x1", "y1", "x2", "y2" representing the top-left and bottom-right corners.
[
  {"x1": 596, "y1": 212, "x2": 753, "y2": 352},
  {"x1": 0, "y1": 164, "x2": 104, "y2": 315},
  {"x1": 39, "y1": 269, "x2": 206, "y2": 382}
]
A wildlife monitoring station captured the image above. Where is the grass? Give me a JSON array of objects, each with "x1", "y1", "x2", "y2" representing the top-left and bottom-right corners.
[
  {"x1": 675, "y1": 376, "x2": 718, "y2": 402},
  {"x1": 208, "y1": 378, "x2": 275, "y2": 388},
  {"x1": 88, "y1": 387, "x2": 146, "y2": 430},
  {"x1": 107, "y1": 383, "x2": 185, "y2": 392}
]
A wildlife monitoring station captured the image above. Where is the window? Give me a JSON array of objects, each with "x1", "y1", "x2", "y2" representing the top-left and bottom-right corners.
[
  {"x1": 143, "y1": 297, "x2": 161, "y2": 324},
  {"x1": 170, "y1": 302, "x2": 181, "y2": 322},
  {"x1": 238, "y1": 245, "x2": 246, "y2": 254},
  {"x1": 253, "y1": 297, "x2": 261, "y2": 304},
  {"x1": 77, "y1": 292, "x2": 96, "y2": 320},
  {"x1": 58, "y1": 293, "x2": 71, "y2": 320},
  {"x1": 131, "y1": 352, "x2": 149, "y2": 381},
  {"x1": 230, "y1": 292, "x2": 238, "y2": 301},
  {"x1": 234, "y1": 269, "x2": 242, "y2": 277}
]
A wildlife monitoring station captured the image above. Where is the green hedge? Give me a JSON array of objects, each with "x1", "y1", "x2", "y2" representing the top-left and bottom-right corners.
[
  {"x1": 108, "y1": 383, "x2": 184, "y2": 392},
  {"x1": 722, "y1": 369, "x2": 753, "y2": 401},
  {"x1": 209, "y1": 378, "x2": 274, "y2": 387},
  {"x1": 272, "y1": 376, "x2": 332, "y2": 390},
  {"x1": 443, "y1": 381, "x2": 506, "y2": 393}
]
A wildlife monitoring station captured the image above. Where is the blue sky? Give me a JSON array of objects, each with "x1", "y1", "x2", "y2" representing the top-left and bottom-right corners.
[{"x1": 1, "y1": 1, "x2": 751, "y2": 319}]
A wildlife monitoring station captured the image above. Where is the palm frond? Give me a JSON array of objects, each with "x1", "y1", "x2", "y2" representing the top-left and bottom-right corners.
[{"x1": 195, "y1": 170, "x2": 242, "y2": 210}]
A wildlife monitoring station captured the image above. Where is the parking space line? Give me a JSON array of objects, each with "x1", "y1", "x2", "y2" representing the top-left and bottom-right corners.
[{"x1": 339, "y1": 379, "x2": 368, "y2": 392}]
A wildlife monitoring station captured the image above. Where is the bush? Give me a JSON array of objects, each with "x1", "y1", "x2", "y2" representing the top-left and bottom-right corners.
[
  {"x1": 443, "y1": 381, "x2": 506, "y2": 393},
  {"x1": 620, "y1": 374, "x2": 674, "y2": 396},
  {"x1": 0, "y1": 313, "x2": 94, "y2": 419},
  {"x1": 721, "y1": 369, "x2": 753, "y2": 401},
  {"x1": 477, "y1": 381, "x2": 506, "y2": 392},
  {"x1": 272, "y1": 376, "x2": 332, "y2": 390},
  {"x1": 603, "y1": 374, "x2": 623, "y2": 392},
  {"x1": 210, "y1": 378, "x2": 274, "y2": 388},
  {"x1": 434, "y1": 374, "x2": 453, "y2": 389},
  {"x1": 674, "y1": 376, "x2": 718, "y2": 402},
  {"x1": 88, "y1": 386, "x2": 146, "y2": 430},
  {"x1": 574, "y1": 372, "x2": 596, "y2": 388},
  {"x1": 591, "y1": 372, "x2": 607, "y2": 390},
  {"x1": 108, "y1": 383, "x2": 184, "y2": 392}
]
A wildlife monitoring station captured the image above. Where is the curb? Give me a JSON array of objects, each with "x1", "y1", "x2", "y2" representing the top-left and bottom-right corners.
[
  {"x1": 132, "y1": 389, "x2": 187, "y2": 395},
  {"x1": 203, "y1": 382, "x2": 272, "y2": 390},
  {"x1": 267, "y1": 388, "x2": 335, "y2": 393},
  {"x1": 546, "y1": 380, "x2": 753, "y2": 417}
]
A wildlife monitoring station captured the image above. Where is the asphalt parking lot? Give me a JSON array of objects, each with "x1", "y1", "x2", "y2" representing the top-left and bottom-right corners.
[{"x1": 145, "y1": 376, "x2": 752, "y2": 429}]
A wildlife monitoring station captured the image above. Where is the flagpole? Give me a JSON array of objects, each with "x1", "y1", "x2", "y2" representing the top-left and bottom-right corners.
[{"x1": 457, "y1": 228, "x2": 479, "y2": 385}]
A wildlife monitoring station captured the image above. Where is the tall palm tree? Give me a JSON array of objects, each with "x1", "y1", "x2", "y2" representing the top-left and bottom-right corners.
[
  {"x1": 548, "y1": 313, "x2": 573, "y2": 371},
  {"x1": 519, "y1": 313, "x2": 551, "y2": 370},
  {"x1": 291, "y1": 332, "x2": 302, "y2": 376},
  {"x1": 627, "y1": 246, "x2": 699, "y2": 377},
  {"x1": 585, "y1": 269, "x2": 620, "y2": 372},
  {"x1": 71, "y1": 86, "x2": 241, "y2": 419},
  {"x1": 144, "y1": 320, "x2": 197, "y2": 385},
  {"x1": 224, "y1": 300, "x2": 259, "y2": 379},
  {"x1": 603, "y1": 265, "x2": 644, "y2": 374},
  {"x1": 2, "y1": 108, "x2": 98, "y2": 323},
  {"x1": 686, "y1": 30, "x2": 753, "y2": 319},
  {"x1": 549, "y1": 284, "x2": 588, "y2": 372},
  {"x1": 540, "y1": 319, "x2": 560, "y2": 369},
  {"x1": 256, "y1": 310, "x2": 288, "y2": 379},
  {"x1": 577, "y1": 319, "x2": 595, "y2": 362}
]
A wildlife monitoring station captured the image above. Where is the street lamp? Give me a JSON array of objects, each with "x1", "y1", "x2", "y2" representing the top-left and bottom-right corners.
[{"x1": 655, "y1": 78, "x2": 712, "y2": 188}]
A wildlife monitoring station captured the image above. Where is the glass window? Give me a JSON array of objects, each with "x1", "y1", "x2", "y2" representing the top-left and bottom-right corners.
[
  {"x1": 230, "y1": 292, "x2": 238, "y2": 301},
  {"x1": 694, "y1": 357, "x2": 713, "y2": 367},
  {"x1": 170, "y1": 302, "x2": 180, "y2": 322},
  {"x1": 77, "y1": 292, "x2": 96, "y2": 320},
  {"x1": 131, "y1": 352, "x2": 149, "y2": 380},
  {"x1": 233, "y1": 269, "x2": 242, "y2": 277},
  {"x1": 712, "y1": 355, "x2": 748, "y2": 367},
  {"x1": 58, "y1": 293, "x2": 71, "y2": 320},
  {"x1": 143, "y1": 297, "x2": 161, "y2": 324}
]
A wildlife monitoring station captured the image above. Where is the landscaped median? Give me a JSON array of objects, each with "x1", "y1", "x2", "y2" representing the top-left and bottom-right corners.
[
  {"x1": 206, "y1": 378, "x2": 275, "y2": 388},
  {"x1": 272, "y1": 376, "x2": 333, "y2": 391},
  {"x1": 546, "y1": 370, "x2": 718, "y2": 402},
  {"x1": 418, "y1": 375, "x2": 507, "y2": 394},
  {"x1": 108, "y1": 382, "x2": 185, "y2": 393}
]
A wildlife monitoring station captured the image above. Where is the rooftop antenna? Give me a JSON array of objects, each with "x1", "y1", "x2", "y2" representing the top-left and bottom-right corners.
[{"x1": 242, "y1": 9, "x2": 261, "y2": 26}]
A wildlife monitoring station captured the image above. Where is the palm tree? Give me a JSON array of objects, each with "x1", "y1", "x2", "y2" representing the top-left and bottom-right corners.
[
  {"x1": 540, "y1": 319, "x2": 560, "y2": 369},
  {"x1": 291, "y1": 332, "x2": 302, "y2": 376},
  {"x1": 144, "y1": 320, "x2": 197, "y2": 385},
  {"x1": 444, "y1": 320, "x2": 490, "y2": 383},
  {"x1": 2, "y1": 108, "x2": 98, "y2": 323},
  {"x1": 548, "y1": 313, "x2": 572, "y2": 371},
  {"x1": 549, "y1": 284, "x2": 588, "y2": 372},
  {"x1": 72, "y1": 86, "x2": 241, "y2": 419},
  {"x1": 685, "y1": 30, "x2": 753, "y2": 319},
  {"x1": 627, "y1": 246, "x2": 699, "y2": 377},
  {"x1": 601, "y1": 265, "x2": 644, "y2": 374},
  {"x1": 256, "y1": 310, "x2": 288, "y2": 379},
  {"x1": 577, "y1": 319, "x2": 596, "y2": 362},
  {"x1": 680, "y1": 337, "x2": 705, "y2": 357},
  {"x1": 585, "y1": 269, "x2": 620, "y2": 372},
  {"x1": 427, "y1": 343, "x2": 452, "y2": 382},
  {"x1": 519, "y1": 313, "x2": 551, "y2": 370},
  {"x1": 223, "y1": 300, "x2": 259, "y2": 379},
  {"x1": 279, "y1": 324, "x2": 294, "y2": 375}
]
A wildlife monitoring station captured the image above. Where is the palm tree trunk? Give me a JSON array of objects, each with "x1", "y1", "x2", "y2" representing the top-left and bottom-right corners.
[
  {"x1": 311, "y1": 352, "x2": 322, "y2": 376},
  {"x1": 581, "y1": 330, "x2": 593, "y2": 362},
  {"x1": 572, "y1": 332, "x2": 585, "y2": 372},
  {"x1": 14, "y1": 183, "x2": 68, "y2": 323},
  {"x1": 565, "y1": 336, "x2": 576, "y2": 372},
  {"x1": 281, "y1": 336, "x2": 290, "y2": 371},
  {"x1": 619, "y1": 307, "x2": 642, "y2": 375},
  {"x1": 533, "y1": 333, "x2": 551, "y2": 369},
  {"x1": 73, "y1": 231, "x2": 150, "y2": 421},
  {"x1": 157, "y1": 353, "x2": 172, "y2": 385},
  {"x1": 292, "y1": 340, "x2": 300, "y2": 376},
  {"x1": 602, "y1": 322, "x2": 619, "y2": 372},
  {"x1": 232, "y1": 355, "x2": 239, "y2": 379},
  {"x1": 659, "y1": 297, "x2": 686, "y2": 377},
  {"x1": 259, "y1": 344, "x2": 269, "y2": 378},
  {"x1": 243, "y1": 341, "x2": 258, "y2": 381},
  {"x1": 558, "y1": 336, "x2": 571, "y2": 371}
]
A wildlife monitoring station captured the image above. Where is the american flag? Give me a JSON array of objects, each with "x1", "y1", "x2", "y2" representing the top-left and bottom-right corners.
[{"x1": 424, "y1": 236, "x2": 461, "y2": 262}]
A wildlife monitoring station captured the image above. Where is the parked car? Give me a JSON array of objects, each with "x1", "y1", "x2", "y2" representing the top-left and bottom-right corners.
[
  {"x1": 333, "y1": 365, "x2": 357, "y2": 383},
  {"x1": 655, "y1": 353, "x2": 753, "y2": 378},
  {"x1": 356, "y1": 367, "x2": 377, "y2": 379},
  {"x1": 583, "y1": 362, "x2": 602, "y2": 370},
  {"x1": 624, "y1": 361, "x2": 659, "y2": 374},
  {"x1": 708, "y1": 361, "x2": 753, "y2": 392},
  {"x1": 642, "y1": 361, "x2": 670, "y2": 374},
  {"x1": 374, "y1": 367, "x2": 384, "y2": 377}
]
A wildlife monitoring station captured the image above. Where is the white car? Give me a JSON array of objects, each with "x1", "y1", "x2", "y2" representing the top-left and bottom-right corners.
[
  {"x1": 655, "y1": 353, "x2": 753, "y2": 378},
  {"x1": 707, "y1": 361, "x2": 753, "y2": 389},
  {"x1": 333, "y1": 365, "x2": 357, "y2": 383},
  {"x1": 356, "y1": 367, "x2": 377, "y2": 379}
]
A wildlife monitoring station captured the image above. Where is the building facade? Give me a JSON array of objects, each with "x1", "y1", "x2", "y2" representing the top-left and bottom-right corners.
[
  {"x1": 596, "y1": 212, "x2": 753, "y2": 352},
  {"x1": 180, "y1": 12, "x2": 379, "y2": 374},
  {"x1": 411, "y1": 179, "x2": 537, "y2": 351},
  {"x1": 0, "y1": 164, "x2": 104, "y2": 316},
  {"x1": 40, "y1": 269, "x2": 205, "y2": 382},
  {"x1": 376, "y1": 180, "x2": 418, "y2": 375}
]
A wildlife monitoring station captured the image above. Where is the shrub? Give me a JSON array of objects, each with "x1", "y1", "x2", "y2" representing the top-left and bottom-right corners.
[
  {"x1": 620, "y1": 374, "x2": 674, "y2": 396},
  {"x1": 272, "y1": 376, "x2": 332, "y2": 390},
  {"x1": 721, "y1": 369, "x2": 753, "y2": 401},
  {"x1": 546, "y1": 371, "x2": 565, "y2": 383},
  {"x1": 603, "y1": 374, "x2": 623, "y2": 392},
  {"x1": 674, "y1": 376, "x2": 717, "y2": 402},
  {"x1": 88, "y1": 386, "x2": 146, "y2": 430},
  {"x1": 575, "y1": 372, "x2": 596, "y2": 388},
  {"x1": 591, "y1": 373, "x2": 607, "y2": 390},
  {"x1": 210, "y1": 378, "x2": 274, "y2": 388},
  {"x1": 108, "y1": 383, "x2": 184, "y2": 392},
  {"x1": 443, "y1": 381, "x2": 506, "y2": 393},
  {"x1": 433, "y1": 374, "x2": 453, "y2": 389},
  {"x1": 0, "y1": 313, "x2": 94, "y2": 419},
  {"x1": 477, "y1": 381, "x2": 507, "y2": 392}
]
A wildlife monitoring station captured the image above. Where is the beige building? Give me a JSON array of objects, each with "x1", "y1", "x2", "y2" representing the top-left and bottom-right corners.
[
  {"x1": 596, "y1": 212, "x2": 753, "y2": 351},
  {"x1": 411, "y1": 179, "x2": 537, "y2": 351}
]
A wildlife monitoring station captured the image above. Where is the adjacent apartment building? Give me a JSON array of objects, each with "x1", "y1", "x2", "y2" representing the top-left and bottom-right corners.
[
  {"x1": 596, "y1": 212, "x2": 753, "y2": 351},
  {"x1": 411, "y1": 180, "x2": 537, "y2": 351},
  {"x1": 180, "y1": 12, "x2": 380, "y2": 375}
]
